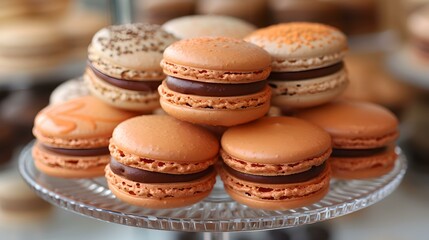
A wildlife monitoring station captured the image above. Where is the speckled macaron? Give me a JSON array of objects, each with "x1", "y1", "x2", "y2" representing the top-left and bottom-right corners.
[
  {"x1": 162, "y1": 15, "x2": 256, "y2": 39},
  {"x1": 219, "y1": 117, "x2": 332, "y2": 210},
  {"x1": 245, "y1": 22, "x2": 349, "y2": 109},
  {"x1": 32, "y1": 96, "x2": 137, "y2": 178},
  {"x1": 105, "y1": 115, "x2": 218, "y2": 209},
  {"x1": 84, "y1": 23, "x2": 178, "y2": 112},
  {"x1": 49, "y1": 77, "x2": 90, "y2": 105},
  {"x1": 295, "y1": 100, "x2": 399, "y2": 179},
  {"x1": 159, "y1": 37, "x2": 272, "y2": 126}
]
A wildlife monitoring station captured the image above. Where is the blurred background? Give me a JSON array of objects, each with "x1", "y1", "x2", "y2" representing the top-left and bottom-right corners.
[{"x1": 0, "y1": 0, "x2": 429, "y2": 239}]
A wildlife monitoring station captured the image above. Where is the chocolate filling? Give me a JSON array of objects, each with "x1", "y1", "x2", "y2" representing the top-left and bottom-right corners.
[
  {"x1": 223, "y1": 162, "x2": 326, "y2": 184},
  {"x1": 268, "y1": 61, "x2": 344, "y2": 81},
  {"x1": 41, "y1": 144, "x2": 110, "y2": 156},
  {"x1": 88, "y1": 63, "x2": 162, "y2": 91},
  {"x1": 165, "y1": 76, "x2": 267, "y2": 97},
  {"x1": 110, "y1": 159, "x2": 214, "y2": 183},
  {"x1": 331, "y1": 147, "x2": 387, "y2": 158}
]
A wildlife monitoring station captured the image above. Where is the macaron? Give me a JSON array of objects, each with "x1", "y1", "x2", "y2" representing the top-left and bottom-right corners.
[
  {"x1": 49, "y1": 77, "x2": 90, "y2": 105},
  {"x1": 407, "y1": 4, "x2": 429, "y2": 61},
  {"x1": 0, "y1": 19, "x2": 66, "y2": 75},
  {"x1": 219, "y1": 117, "x2": 332, "y2": 210},
  {"x1": 162, "y1": 15, "x2": 256, "y2": 39},
  {"x1": 245, "y1": 22, "x2": 349, "y2": 109},
  {"x1": 32, "y1": 96, "x2": 137, "y2": 178},
  {"x1": 159, "y1": 37, "x2": 272, "y2": 126},
  {"x1": 105, "y1": 115, "x2": 219, "y2": 209},
  {"x1": 84, "y1": 23, "x2": 178, "y2": 112},
  {"x1": 295, "y1": 100, "x2": 399, "y2": 179},
  {"x1": 136, "y1": 0, "x2": 196, "y2": 24}
]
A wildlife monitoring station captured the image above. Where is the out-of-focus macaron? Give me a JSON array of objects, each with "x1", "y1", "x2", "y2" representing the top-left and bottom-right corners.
[
  {"x1": 49, "y1": 77, "x2": 90, "y2": 105},
  {"x1": 219, "y1": 117, "x2": 332, "y2": 210},
  {"x1": 295, "y1": 100, "x2": 399, "y2": 179},
  {"x1": 32, "y1": 96, "x2": 137, "y2": 178},
  {"x1": 59, "y1": 10, "x2": 109, "y2": 59},
  {"x1": 196, "y1": 0, "x2": 267, "y2": 26},
  {"x1": 408, "y1": 4, "x2": 429, "y2": 61},
  {"x1": 0, "y1": 20, "x2": 67, "y2": 75},
  {"x1": 106, "y1": 115, "x2": 219, "y2": 209},
  {"x1": 0, "y1": 0, "x2": 29, "y2": 21},
  {"x1": 136, "y1": 0, "x2": 196, "y2": 24},
  {"x1": 162, "y1": 15, "x2": 256, "y2": 39},
  {"x1": 84, "y1": 23, "x2": 178, "y2": 112},
  {"x1": 245, "y1": 22, "x2": 349, "y2": 109},
  {"x1": 159, "y1": 37, "x2": 272, "y2": 126}
]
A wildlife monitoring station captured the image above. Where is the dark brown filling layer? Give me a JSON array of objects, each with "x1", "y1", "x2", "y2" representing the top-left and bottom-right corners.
[
  {"x1": 223, "y1": 162, "x2": 326, "y2": 184},
  {"x1": 88, "y1": 62, "x2": 162, "y2": 91},
  {"x1": 41, "y1": 144, "x2": 110, "y2": 156},
  {"x1": 165, "y1": 76, "x2": 267, "y2": 97},
  {"x1": 268, "y1": 61, "x2": 344, "y2": 81},
  {"x1": 110, "y1": 159, "x2": 214, "y2": 183},
  {"x1": 331, "y1": 147, "x2": 387, "y2": 158}
]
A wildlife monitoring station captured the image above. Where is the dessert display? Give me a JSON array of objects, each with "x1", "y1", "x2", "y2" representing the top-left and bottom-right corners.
[
  {"x1": 49, "y1": 77, "x2": 90, "y2": 105},
  {"x1": 219, "y1": 117, "x2": 332, "y2": 210},
  {"x1": 295, "y1": 100, "x2": 399, "y2": 179},
  {"x1": 105, "y1": 115, "x2": 218, "y2": 209},
  {"x1": 32, "y1": 96, "x2": 137, "y2": 178},
  {"x1": 84, "y1": 23, "x2": 178, "y2": 112},
  {"x1": 158, "y1": 36, "x2": 272, "y2": 126},
  {"x1": 162, "y1": 15, "x2": 256, "y2": 39},
  {"x1": 245, "y1": 23, "x2": 349, "y2": 109}
]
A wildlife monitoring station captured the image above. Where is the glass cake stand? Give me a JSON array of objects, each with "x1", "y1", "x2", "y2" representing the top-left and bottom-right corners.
[{"x1": 19, "y1": 141, "x2": 407, "y2": 238}]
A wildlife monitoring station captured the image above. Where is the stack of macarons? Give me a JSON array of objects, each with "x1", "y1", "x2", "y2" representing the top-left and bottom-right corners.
[{"x1": 30, "y1": 20, "x2": 400, "y2": 210}]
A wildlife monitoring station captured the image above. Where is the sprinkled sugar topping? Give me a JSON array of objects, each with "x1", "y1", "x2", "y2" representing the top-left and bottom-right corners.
[{"x1": 95, "y1": 23, "x2": 176, "y2": 56}]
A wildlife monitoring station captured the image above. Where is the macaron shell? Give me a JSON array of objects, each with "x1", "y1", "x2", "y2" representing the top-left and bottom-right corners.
[
  {"x1": 245, "y1": 22, "x2": 347, "y2": 72},
  {"x1": 330, "y1": 147, "x2": 397, "y2": 179},
  {"x1": 33, "y1": 143, "x2": 108, "y2": 178},
  {"x1": 219, "y1": 165, "x2": 330, "y2": 210},
  {"x1": 111, "y1": 115, "x2": 219, "y2": 163},
  {"x1": 221, "y1": 117, "x2": 332, "y2": 164},
  {"x1": 162, "y1": 37, "x2": 272, "y2": 83},
  {"x1": 84, "y1": 69, "x2": 160, "y2": 112},
  {"x1": 159, "y1": 83, "x2": 271, "y2": 126},
  {"x1": 162, "y1": 15, "x2": 256, "y2": 39},
  {"x1": 33, "y1": 96, "x2": 137, "y2": 148},
  {"x1": 49, "y1": 77, "x2": 90, "y2": 105},
  {"x1": 89, "y1": 24, "x2": 177, "y2": 79},
  {"x1": 270, "y1": 69, "x2": 348, "y2": 109},
  {"x1": 105, "y1": 165, "x2": 216, "y2": 209},
  {"x1": 294, "y1": 100, "x2": 399, "y2": 149}
]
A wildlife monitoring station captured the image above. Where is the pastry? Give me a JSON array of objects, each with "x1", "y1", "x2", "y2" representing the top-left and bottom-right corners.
[
  {"x1": 219, "y1": 117, "x2": 332, "y2": 210},
  {"x1": 245, "y1": 22, "x2": 349, "y2": 109},
  {"x1": 162, "y1": 15, "x2": 256, "y2": 39},
  {"x1": 32, "y1": 96, "x2": 137, "y2": 178},
  {"x1": 84, "y1": 23, "x2": 178, "y2": 112},
  {"x1": 295, "y1": 100, "x2": 399, "y2": 179},
  {"x1": 0, "y1": 19, "x2": 67, "y2": 75},
  {"x1": 49, "y1": 77, "x2": 90, "y2": 105},
  {"x1": 159, "y1": 37, "x2": 272, "y2": 126},
  {"x1": 105, "y1": 115, "x2": 218, "y2": 209}
]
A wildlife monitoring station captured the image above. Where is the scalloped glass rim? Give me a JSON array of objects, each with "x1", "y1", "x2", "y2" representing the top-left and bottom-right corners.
[{"x1": 19, "y1": 141, "x2": 407, "y2": 232}]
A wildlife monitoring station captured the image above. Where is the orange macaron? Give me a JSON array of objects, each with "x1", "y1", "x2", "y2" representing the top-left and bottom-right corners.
[
  {"x1": 219, "y1": 117, "x2": 332, "y2": 210},
  {"x1": 158, "y1": 36, "x2": 272, "y2": 126},
  {"x1": 32, "y1": 96, "x2": 137, "y2": 178},
  {"x1": 105, "y1": 115, "x2": 219, "y2": 209},
  {"x1": 295, "y1": 100, "x2": 399, "y2": 179}
]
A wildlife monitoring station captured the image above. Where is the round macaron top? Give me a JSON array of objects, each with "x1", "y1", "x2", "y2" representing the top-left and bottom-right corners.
[
  {"x1": 89, "y1": 23, "x2": 178, "y2": 80},
  {"x1": 408, "y1": 5, "x2": 429, "y2": 40},
  {"x1": 245, "y1": 22, "x2": 347, "y2": 72},
  {"x1": 33, "y1": 96, "x2": 137, "y2": 147},
  {"x1": 161, "y1": 36, "x2": 272, "y2": 83},
  {"x1": 295, "y1": 100, "x2": 399, "y2": 149},
  {"x1": 111, "y1": 115, "x2": 219, "y2": 163},
  {"x1": 162, "y1": 15, "x2": 256, "y2": 39},
  {"x1": 221, "y1": 117, "x2": 331, "y2": 164}
]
